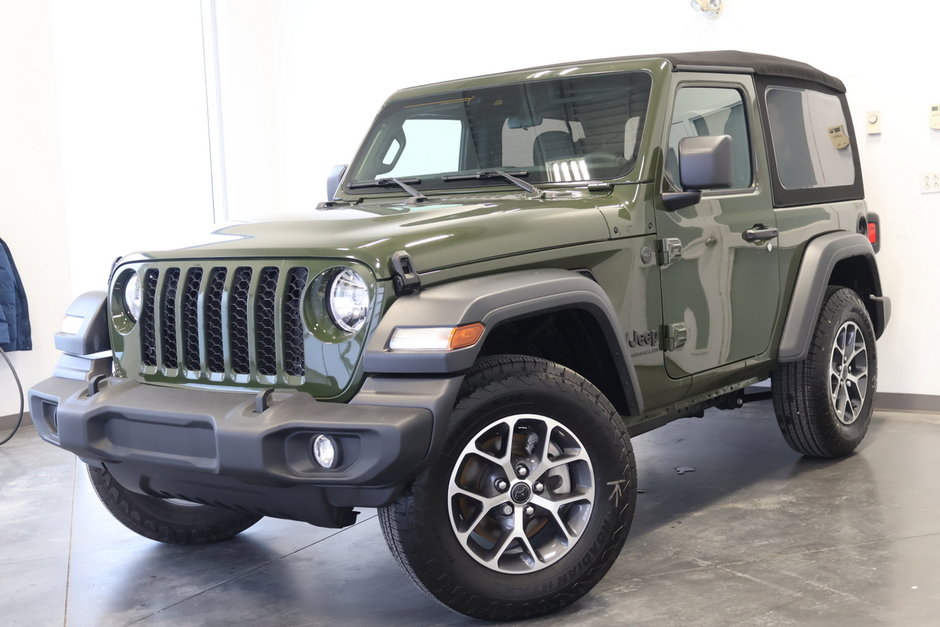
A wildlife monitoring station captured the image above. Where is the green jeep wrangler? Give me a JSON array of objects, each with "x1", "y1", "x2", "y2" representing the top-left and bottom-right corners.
[{"x1": 29, "y1": 51, "x2": 889, "y2": 620}]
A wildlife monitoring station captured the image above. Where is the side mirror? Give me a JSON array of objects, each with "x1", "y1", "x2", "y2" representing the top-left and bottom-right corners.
[
  {"x1": 326, "y1": 164, "x2": 348, "y2": 200},
  {"x1": 662, "y1": 135, "x2": 733, "y2": 211},
  {"x1": 678, "y1": 135, "x2": 733, "y2": 190}
]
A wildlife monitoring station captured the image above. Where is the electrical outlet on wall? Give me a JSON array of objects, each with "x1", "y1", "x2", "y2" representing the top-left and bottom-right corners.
[{"x1": 921, "y1": 172, "x2": 940, "y2": 193}]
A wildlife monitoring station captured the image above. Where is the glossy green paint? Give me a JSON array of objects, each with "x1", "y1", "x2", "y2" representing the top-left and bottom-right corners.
[
  {"x1": 107, "y1": 53, "x2": 871, "y2": 419},
  {"x1": 110, "y1": 258, "x2": 388, "y2": 401},
  {"x1": 144, "y1": 194, "x2": 611, "y2": 281},
  {"x1": 374, "y1": 58, "x2": 671, "y2": 127},
  {"x1": 654, "y1": 73, "x2": 780, "y2": 382}
]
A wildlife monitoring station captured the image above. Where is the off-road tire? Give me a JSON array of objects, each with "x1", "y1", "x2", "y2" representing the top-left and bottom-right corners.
[
  {"x1": 379, "y1": 355, "x2": 636, "y2": 621},
  {"x1": 88, "y1": 464, "x2": 261, "y2": 544},
  {"x1": 772, "y1": 287, "x2": 877, "y2": 457}
]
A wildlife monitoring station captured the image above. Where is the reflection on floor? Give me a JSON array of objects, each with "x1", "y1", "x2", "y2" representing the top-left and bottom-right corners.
[{"x1": 3, "y1": 403, "x2": 940, "y2": 626}]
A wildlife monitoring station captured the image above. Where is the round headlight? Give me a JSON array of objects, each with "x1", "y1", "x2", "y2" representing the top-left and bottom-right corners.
[
  {"x1": 123, "y1": 271, "x2": 142, "y2": 322},
  {"x1": 327, "y1": 268, "x2": 370, "y2": 333}
]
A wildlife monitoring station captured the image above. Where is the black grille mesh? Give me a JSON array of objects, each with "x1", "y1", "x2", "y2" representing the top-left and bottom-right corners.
[
  {"x1": 140, "y1": 270, "x2": 158, "y2": 367},
  {"x1": 230, "y1": 267, "x2": 252, "y2": 374},
  {"x1": 161, "y1": 268, "x2": 180, "y2": 369},
  {"x1": 283, "y1": 268, "x2": 308, "y2": 376},
  {"x1": 204, "y1": 268, "x2": 227, "y2": 373},
  {"x1": 181, "y1": 268, "x2": 204, "y2": 371},
  {"x1": 138, "y1": 263, "x2": 310, "y2": 381},
  {"x1": 254, "y1": 267, "x2": 280, "y2": 376}
]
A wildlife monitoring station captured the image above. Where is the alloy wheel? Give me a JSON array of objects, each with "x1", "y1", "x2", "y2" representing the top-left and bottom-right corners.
[{"x1": 447, "y1": 414, "x2": 595, "y2": 573}]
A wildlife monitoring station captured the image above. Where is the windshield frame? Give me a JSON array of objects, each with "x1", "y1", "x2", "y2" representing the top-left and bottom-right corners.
[{"x1": 343, "y1": 69, "x2": 655, "y2": 196}]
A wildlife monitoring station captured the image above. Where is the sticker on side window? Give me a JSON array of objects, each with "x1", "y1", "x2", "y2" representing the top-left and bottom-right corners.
[{"x1": 828, "y1": 125, "x2": 850, "y2": 150}]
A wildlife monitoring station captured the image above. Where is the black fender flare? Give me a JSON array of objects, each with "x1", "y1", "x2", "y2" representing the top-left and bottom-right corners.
[
  {"x1": 778, "y1": 232, "x2": 890, "y2": 362},
  {"x1": 50, "y1": 290, "x2": 113, "y2": 382},
  {"x1": 55, "y1": 290, "x2": 110, "y2": 356},
  {"x1": 363, "y1": 269, "x2": 643, "y2": 415}
]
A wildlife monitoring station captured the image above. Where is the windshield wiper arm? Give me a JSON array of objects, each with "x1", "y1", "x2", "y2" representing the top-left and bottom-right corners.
[
  {"x1": 442, "y1": 170, "x2": 539, "y2": 195},
  {"x1": 348, "y1": 177, "x2": 428, "y2": 202}
]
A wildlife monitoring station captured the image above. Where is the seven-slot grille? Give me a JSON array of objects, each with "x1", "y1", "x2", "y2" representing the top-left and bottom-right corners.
[{"x1": 137, "y1": 264, "x2": 309, "y2": 380}]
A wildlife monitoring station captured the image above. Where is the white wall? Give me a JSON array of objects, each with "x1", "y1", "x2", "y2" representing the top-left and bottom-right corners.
[
  {"x1": 0, "y1": 0, "x2": 71, "y2": 418},
  {"x1": 50, "y1": 0, "x2": 216, "y2": 296},
  {"x1": 1, "y1": 0, "x2": 937, "y2": 416},
  {"x1": 1, "y1": 1, "x2": 214, "y2": 415}
]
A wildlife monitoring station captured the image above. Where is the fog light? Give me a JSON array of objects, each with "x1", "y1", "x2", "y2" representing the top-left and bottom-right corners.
[{"x1": 312, "y1": 434, "x2": 339, "y2": 469}]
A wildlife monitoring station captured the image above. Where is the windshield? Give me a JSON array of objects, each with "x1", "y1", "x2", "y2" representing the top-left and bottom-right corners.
[{"x1": 347, "y1": 71, "x2": 652, "y2": 192}]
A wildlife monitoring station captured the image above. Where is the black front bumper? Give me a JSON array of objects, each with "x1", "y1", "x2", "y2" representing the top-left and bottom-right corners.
[{"x1": 29, "y1": 375, "x2": 461, "y2": 527}]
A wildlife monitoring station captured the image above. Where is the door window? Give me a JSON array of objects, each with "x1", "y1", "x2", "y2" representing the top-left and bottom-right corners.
[{"x1": 667, "y1": 87, "x2": 752, "y2": 190}]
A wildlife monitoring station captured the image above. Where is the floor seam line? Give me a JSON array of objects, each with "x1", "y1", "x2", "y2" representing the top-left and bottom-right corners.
[
  {"x1": 714, "y1": 563, "x2": 804, "y2": 599},
  {"x1": 63, "y1": 457, "x2": 78, "y2": 627}
]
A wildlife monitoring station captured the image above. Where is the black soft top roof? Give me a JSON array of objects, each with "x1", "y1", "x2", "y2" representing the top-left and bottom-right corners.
[{"x1": 658, "y1": 50, "x2": 845, "y2": 93}]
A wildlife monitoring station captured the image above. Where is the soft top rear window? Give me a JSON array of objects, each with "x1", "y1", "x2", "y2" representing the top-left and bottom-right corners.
[
  {"x1": 347, "y1": 72, "x2": 652, "y2": 192},
  {"x1": 759, "y1": 80, "x2": 863, "y2": 207},
  {"x1": 766, "y1": 87, "x2": 855, "y2": 190}
]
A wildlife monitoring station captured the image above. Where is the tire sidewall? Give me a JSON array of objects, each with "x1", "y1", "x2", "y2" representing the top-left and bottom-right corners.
[
  {"x1": 408, "y1": 360, "x2": 635, "y2": 604},
  {"x1": 812, "y1": 288, "x2": 878, "y2": 448},
  {"x1": 88, "y1": 465, "x2": 260, "y2": 543}
]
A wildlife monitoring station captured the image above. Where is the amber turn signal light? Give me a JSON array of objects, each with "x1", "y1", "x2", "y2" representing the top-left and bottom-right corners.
[{"x1": 449, "y1": 323, "x2": 485, "y2": 350}]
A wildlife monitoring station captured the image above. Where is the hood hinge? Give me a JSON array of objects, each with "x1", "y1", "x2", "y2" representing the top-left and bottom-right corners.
[{"x1": 389, "y1": 250, "x2": 421, "y2": 296}]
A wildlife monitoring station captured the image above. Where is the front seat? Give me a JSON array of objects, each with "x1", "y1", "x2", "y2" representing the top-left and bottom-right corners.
[{"x1": 532, "y1": 131, "x2": 577, "y2": 165}]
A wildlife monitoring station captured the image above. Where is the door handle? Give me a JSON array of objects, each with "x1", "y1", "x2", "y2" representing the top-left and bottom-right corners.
[{"x1": 743, "y1": 225, "x2": 779, "y2": 242}]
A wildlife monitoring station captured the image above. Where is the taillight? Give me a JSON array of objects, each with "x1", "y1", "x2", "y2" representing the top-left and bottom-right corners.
[{"x1": 865, "y1": 212, "x2": 882, "y2": 253}]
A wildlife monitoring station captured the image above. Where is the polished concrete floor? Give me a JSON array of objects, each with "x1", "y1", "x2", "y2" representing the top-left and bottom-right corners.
[{"x1": 3, "y1": 403, "x2": 940, "y2": 626}]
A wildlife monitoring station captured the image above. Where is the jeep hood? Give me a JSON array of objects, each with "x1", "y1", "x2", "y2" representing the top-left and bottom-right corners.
[{"x1": 137, "y1": 195, "x2": 612, "y2": 279}]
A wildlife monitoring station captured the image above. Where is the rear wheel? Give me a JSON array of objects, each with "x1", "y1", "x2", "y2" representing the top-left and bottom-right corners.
[
  {"x1": 88, "y1": 465, "x2": 261, "y2": 544},
  {"x1": 772, "y1": 287, "x2": 877, "y2": 457},
  {"x1": 379, "y1": 355, "x2": 636, "y2": 620}
]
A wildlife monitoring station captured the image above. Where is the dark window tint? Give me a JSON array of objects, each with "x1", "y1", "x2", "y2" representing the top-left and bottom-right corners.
[
  {"x1": 765, "y1": 87, "x2": 855, "y2": 190},
  {"x1": 667, "y1": 87, "x2": 752, "y2": 189}
]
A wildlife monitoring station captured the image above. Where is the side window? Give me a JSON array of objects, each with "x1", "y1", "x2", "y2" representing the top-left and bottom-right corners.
[
  {"x1": 765, "y1": 87, "x2": 855, "y2": 189},
  {"x1": 667, "y1": 87, "x2": 752, "y2": 189},
  {"x1": 382, "y1": 119, "x2": 463, "y2": 178}
]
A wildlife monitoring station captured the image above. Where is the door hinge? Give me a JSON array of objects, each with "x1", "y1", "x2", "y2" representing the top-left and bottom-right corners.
[
  {"x1": 657, "y1": 238, "x2": 683, "y2": 267},
  {"x1": 662, "y1": 322, "x2": 688, "y2": 351}
]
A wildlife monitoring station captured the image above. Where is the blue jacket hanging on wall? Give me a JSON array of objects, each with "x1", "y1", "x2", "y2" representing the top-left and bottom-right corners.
[{"x1": 0, "y1": 237, "x2": 31, "y2": 352}]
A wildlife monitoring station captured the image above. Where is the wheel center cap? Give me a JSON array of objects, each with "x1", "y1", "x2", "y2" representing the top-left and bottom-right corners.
[{"x1": 510, "y1": 482, "x2": 532, "y2": 504}]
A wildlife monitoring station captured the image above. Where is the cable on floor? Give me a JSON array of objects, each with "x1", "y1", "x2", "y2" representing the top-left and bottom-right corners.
[{"x1": 0, "y1": 345, "x2": 24, "y2": 445}]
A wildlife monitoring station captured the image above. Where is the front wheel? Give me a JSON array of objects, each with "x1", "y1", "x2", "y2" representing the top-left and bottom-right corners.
[
  {"x1": 88, "y1": 465, "x2": 261, "y2": 544},
  {"x1": 379, "y1": 355, "x2": 636, "y2": 621}
]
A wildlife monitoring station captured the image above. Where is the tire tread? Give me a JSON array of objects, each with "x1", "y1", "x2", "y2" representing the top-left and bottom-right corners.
[
  {"x1": 88, "y1": 465, "x2": 261, "y2": 545},
  {"x1": 380, "y1": 354, "x2": 635, "y2": 621},
  {"x1": 772, "y1": 287, "x2": 876, "y2": 458}
]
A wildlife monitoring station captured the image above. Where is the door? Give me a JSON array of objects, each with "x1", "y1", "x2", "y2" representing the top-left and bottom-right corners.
[{"x1": 656, "y1": 82, "x2": 780, "y2": 379}]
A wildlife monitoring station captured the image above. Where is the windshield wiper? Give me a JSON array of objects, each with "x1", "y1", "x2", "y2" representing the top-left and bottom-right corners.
[
  {"x1": 348, "y1": 177, "x2": 429, "y2": 203},
  {"x1": 442, "y1": 170, "x2": 540, "y2": 195}
]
